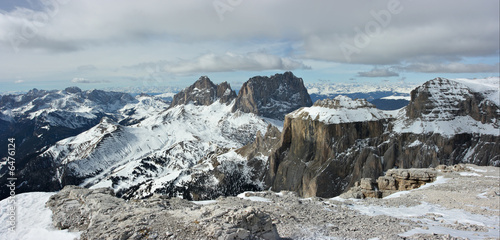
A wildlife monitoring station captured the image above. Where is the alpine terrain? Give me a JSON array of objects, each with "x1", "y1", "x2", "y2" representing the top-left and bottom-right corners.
[{"x1": 0, "y1": 74, "x2": 498, "y2": 239}]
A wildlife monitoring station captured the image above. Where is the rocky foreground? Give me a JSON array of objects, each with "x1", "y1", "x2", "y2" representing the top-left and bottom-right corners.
[{"x1": 45, "y1": 164, "x2": 499, "y2": 240}]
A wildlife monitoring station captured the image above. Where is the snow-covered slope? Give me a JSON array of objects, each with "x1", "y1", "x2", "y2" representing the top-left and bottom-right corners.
[
  {"x1": 289, "y1": 95, "x2": 388, "y2": 124},
  {"x1": 0, "y1": 192, "x2": 81, "y2": 240},
  {"x1": 39, "y1": 100, "x2": 270, "y2": 199},
  {"x1": 453, "y1": 77, "x2": 499, "y2": 106}
]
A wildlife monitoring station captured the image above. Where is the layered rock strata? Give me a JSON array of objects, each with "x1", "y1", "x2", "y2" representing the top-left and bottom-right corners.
[{"x1": 341, "y1": 168, "x2": 437, "y2": 199}]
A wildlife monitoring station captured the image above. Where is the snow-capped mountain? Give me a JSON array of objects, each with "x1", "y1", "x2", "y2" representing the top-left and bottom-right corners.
[
  {"x1": 289, "y1": 96, "x2": 387, "y2": 124},
  {"x1": 40, "y1": 100, "x2": 270, "y2": 199},
  {"x1": 0, "y1": 87, "x2": 174, "y2": 199}
]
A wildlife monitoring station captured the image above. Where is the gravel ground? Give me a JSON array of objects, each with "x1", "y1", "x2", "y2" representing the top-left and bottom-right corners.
[
  {"x1": 46, "y1": 164, "x2": 499, "y2": 240},
  {"x1": 215, "y1": 164, "x2": 499, "y2": 239}
]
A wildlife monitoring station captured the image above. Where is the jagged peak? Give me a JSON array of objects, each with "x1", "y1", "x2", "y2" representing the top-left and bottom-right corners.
[
  {"x1": 313, "y1": 95, "x2": 374, "y2": 109},
  {"x1": 64, "y1": 86, "x2": 82, "y2": 94},
  {"x1": 171, "y1": 76, "x2": 236, "y2": 107}
]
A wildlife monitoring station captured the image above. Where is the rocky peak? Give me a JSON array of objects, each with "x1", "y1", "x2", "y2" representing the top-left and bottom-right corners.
[
  {"x1": 406, "y1": 77, "x2": 497, "y2": 123},
  {"x1": 232, "y1": 72, "x2": 312, "y2": 120},
  {"x1": 216, "y1": 81, "x2": 237, "y2": 104},
  {"x1": 170, "y1": 76, "x2": 236, "y2": 107},
  {"x1": 64, "y1": 86, "x2": 82, "y2": 94}
]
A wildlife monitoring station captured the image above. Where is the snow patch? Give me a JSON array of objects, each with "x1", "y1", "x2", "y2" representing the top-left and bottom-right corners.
[
  {"x1": 237, "y1": 192, "x2": 272, "y2": 202},
  {"x1": 0, "y1": 192, "x2": 81, "y2": 240},
  {"x1": 459, "y1": 172, "x2": 481, "y2": 177}
]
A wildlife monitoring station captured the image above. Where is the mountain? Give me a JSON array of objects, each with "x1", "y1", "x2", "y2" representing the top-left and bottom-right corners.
[
  {"x1": 1, "y1": 72, "x2": 311, "y2": 200},
  {"x1": 2, "y1": 74, "x2": 497, "y2": 201},
  {"x1": 170, "y1": 76, "x2": 236, "y2": 107},
  {"x1": 232, "y1": 72, "x2": 312, "y2": 120},
  {"x1": 264, "y1": 77, "x2": 499, "y2": 198},
  {"x1": 0, "y1": 88, "x2": 172, "y2": 199}
]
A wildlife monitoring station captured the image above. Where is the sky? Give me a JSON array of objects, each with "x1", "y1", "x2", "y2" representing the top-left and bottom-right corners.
[{"x1": 0, "y1": 0, "x2": 498, "y2": 93}]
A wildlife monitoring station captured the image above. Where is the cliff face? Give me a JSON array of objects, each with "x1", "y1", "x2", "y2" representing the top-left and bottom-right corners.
[
  {"x1": 171, "y1": 76, "x2": 236, "y2": 107},
  {"x1": 265, "y1": 78, "x2": 500, "y2": 198},
  {"x1": 232, "y1": 72, "x2": 312, "y2": 120},
  {"x1": 266, "y1": 96, "x2": 389, "y2": 197}
]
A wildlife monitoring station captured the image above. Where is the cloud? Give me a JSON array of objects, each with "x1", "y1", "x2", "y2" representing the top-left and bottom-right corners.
[
  {"x1": 357, "y1": 68, "x2": 399, "y2": 77},
  {"x1": 0, "y1": 0, "x2": 497, "y2": 65},
  {"x1": 14, "y1": 79, "x2": 24, "y2": 83},
  {"x1": 71, "y1": 77, "x2": 109, "y2": 84},
  {"x1": 396, "y1": 62, "x2": 500, "y2": 73},
  {"x1": 160, "y1": 52, "x2": 310, "y2": 74},
  {"x1": 77, "y1": 64, "x2": 97, "y2": 72}
]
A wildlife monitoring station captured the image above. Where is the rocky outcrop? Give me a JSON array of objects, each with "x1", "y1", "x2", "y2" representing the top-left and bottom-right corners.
[
  {"x1": 264, "y1": 78, "x2": 500, "y2": 198},
  {"x1": 170, "y1": 76, "x2": 236, "y2": 107},
  {"x1": 341, "y1": 168, "x2": 437, "y2": 199},
  {"x1": 47, "y1": 185, "x2": 279, "y2": 240},
  {"x1": 232, "y1": 72, "x2": 312, "y2": 120}
]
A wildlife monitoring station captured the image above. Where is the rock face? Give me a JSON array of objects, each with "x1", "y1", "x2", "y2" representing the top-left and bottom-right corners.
[
  {"x1": 406, "y1": 77, "x2": 498, "y2": 123},
  {"x1": 47, "y1": 185, "x2": 279, "y2": 240},
  {"x1": 232, "y1": 72, "x2": 312, "y2": 120},
  {"x1": 265, "y1": 95, "x2": 389, "y2": 198},
  {"x1": 264, "y1": 78, "x2": 500, "y2": 198},
  {"x1": 171, "y1": 76, "x2": 236, "y2": 107}
]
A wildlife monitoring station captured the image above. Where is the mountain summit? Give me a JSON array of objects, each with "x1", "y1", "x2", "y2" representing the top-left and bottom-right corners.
[
  {"x1": 232, "y1": 72, "x2": 312, "y2": 120},
  {"x1": 170, "y1": 76, "x2": 237, "y2": 107}
]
